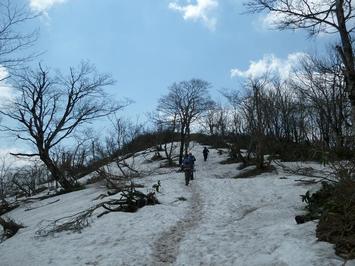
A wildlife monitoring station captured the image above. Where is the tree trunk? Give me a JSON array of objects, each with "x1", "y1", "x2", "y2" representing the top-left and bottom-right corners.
[
  {"x1": 254, "y1": 84, "x2": 264, "y2": 169},
  {"x1": 179, "y1": 126, "x2": 185, "y2": 165},
  {"x1": 164, "y1": 142, "x2": 174, "y2": 166},
  {"x1": 255, "y1": 138, "x2": 264, "y2": 169},
  {"x1": 184, "y1": 126, "x2": 191, "y2": 154},
  {"x1": 351, "y1": 101, "x2": 355, "y2": 143},
  {"x1": 40, "y1": 153, "x2": 75, "y2": 192},
  {"x1": 335, "y1": 0, "x2": 355, "y2": 144}
]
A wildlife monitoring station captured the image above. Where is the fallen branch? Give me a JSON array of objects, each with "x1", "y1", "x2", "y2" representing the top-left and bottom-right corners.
[
  {"x1": 19, "y1": 193, "x2": 62, "y2": 204},
  {"x1": 25, "y1": 199, "x2": 60, "y2": 212},
  {"x1": 294, "y1": 179, "x2": 318, "y2": 185},
  {"x1": 36, "y1": 186, "x2": 159, "y2": 237},
  {"x1": 35, "y1": 202, "x2": 105, "y2": 237},
  {"x1": 274, "y1": 161, "x2": 336, "y2": 183},
  {"x1": 95, "y1": 169, "x2": 143, "y2": 190}
]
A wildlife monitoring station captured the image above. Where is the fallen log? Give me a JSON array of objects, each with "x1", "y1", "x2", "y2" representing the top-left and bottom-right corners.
[
  {"x1": 0, "y1": 201, "x2": 20, "y2": 216},
  {"x1": 101, "y1": 189, "x2": 159, "y2": 215},
  {"x1": 93, "y1": 183, "x2": 145, "y2": 200},
  {"x1": 0, "y1": 217, "x2": 24, "y2": 238}
]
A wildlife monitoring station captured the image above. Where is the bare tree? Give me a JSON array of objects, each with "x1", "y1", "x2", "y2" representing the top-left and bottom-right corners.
[
  {"x1": 0, "y1": 62, "x2": 125, "y2": 192},
  {"x1": 11, "y1": 162, "x2": 47, "y2": 197},
  {"x1": 245, "y1": 0, "x2": 355, "y2": 139},
  {"x1": 162, "y1": 120, "x2": 178, "y2": 166},
  {"x1": 240, "y1": 77, "x2": 271, "y2": 168},
  {"x1": 0, "y1": 155, "x2": 12, "y2": 203},
  {"x1": 224, "y1": 76, "x2": 293, "y2": 167},
  {"x1": 0, "y1": 0, "x2": 38, "y2": 72},
  {"x1": 151, "y1": 111, "x2": 178, "y2": 166},
  {"x1": 51, "y1": 138, "x2": 91, "y2": 181},
  {"x1": 104, "y1": 116, "x2": 140, "y2": 157},
  {"x1": 291, "y1": 50, "x2": 351, "y2": 149},
  {"x1": 222, "y1": 89, "x2": 244, "y2": 136},
  {"x1": 157, "y1": 79, "x2": 213, "y2": 164},
  {"x1": 200, "y1": 101, "x2": 224, "y2": 135}
]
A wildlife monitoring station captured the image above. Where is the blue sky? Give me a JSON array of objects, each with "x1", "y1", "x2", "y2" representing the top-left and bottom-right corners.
[
  {"x1": 0, "y1": 0, "x2": 332, "y2": 152},
  {"x1": 28, "y1": 0, "x2": 328, "y2": 116}
]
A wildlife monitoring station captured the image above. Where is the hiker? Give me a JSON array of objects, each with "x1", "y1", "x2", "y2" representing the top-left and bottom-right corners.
[
  {"x1": 203, "y1": 147, "x2": 209, "y2": 161},
  {"x1": 188, "y1": 152, "x2": 196, "y2": 180},
  {"x1": 182, "y1": 154, "x2": 193, "y2": 186}
]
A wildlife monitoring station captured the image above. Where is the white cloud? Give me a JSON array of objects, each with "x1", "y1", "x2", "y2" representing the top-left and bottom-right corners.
[
  {"x1": 0, "y1": 67, "x2": 14, "y2": 106},
  {"x1": 230, "y1": 53, "x2": 306, "y2": 80},
  {"x1": 261, "y1": 12, "x2": 284, "y2": 29},
  {"x1": 29, "y1": 0, "x2": 67, "y2": 13},
  {"x1": 168, "y1": 0, "x2": 219, "y2": 31}
]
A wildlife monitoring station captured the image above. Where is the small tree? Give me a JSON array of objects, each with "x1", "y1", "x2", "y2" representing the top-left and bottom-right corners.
[
  {"x1": 157, "y1": 79, "x2": 213, "y2": 164},
  {"x1": 0, "y1": 62, "x2": 125, "y2": 192}
]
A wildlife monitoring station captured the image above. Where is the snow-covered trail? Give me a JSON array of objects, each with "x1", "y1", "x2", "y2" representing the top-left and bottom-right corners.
[
  {"x1": 149, "y1": 149, "x2": 245, "y2": 265},
  {"x1": 0, "y1": 144, "x2": 352, "y2": 266},
  {"x1": 150, "y1": 149, "x2": 230, "y2": 265},
  {"x1": 152, "y1": 147, "x2": 346, "y2": 266},
  {"x1": 151, "y1": 177, "x2": 203, "y2": 265}
]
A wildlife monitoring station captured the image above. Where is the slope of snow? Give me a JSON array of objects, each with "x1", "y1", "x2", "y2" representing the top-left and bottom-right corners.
[{"x1": 0, "y1": 143, "x2": 353, "y2": 266}]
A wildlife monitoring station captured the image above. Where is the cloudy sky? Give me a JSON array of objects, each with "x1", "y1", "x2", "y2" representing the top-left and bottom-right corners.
[
  {"x1": 0, "y1": 0, "x2": 332, "y2": 149},
  {"x1": 32, "y1": 0, "x2": 331, "y2": 102}
]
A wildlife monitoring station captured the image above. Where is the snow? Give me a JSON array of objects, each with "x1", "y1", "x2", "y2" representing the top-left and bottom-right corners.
[{"x1": 0, "y1": 143, "x2": 353, "y2": 266}]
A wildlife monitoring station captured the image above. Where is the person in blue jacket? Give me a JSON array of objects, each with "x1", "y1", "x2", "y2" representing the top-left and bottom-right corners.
[
  {"x1": 187, "y1": 152, "x2": 196, "y2": 180},
  {"x1": 203, "y1": 147, "x2": 209, "y2": 161},
  {"x1": 182, "y1": 154, "x2": 193, "y2": 185}
]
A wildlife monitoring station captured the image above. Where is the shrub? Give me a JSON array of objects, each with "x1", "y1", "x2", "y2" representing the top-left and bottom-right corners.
[
  {"x1": 316, "y1": 179, "x2": 355, "y2": 259},
  {"x1": 300, "y1": 179, "x2": 355, "y2": 259}
]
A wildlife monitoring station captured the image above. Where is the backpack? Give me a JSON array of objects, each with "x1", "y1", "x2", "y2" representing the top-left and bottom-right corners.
[
  {"x1": 182, "y1": 158, "x2": 192, "y2": 169},
  {"x1": 188, "y1": 155, "x2": 196, "y2": 165}
]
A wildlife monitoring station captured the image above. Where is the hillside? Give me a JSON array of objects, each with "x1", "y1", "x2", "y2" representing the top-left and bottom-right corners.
[{"x1": 0, "y1": 143, "x2": 351, "y2": 266}]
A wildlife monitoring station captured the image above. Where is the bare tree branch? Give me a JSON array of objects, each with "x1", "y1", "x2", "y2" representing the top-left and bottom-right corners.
[{"x1": 0, "y1": 0, "x2": 39, "y2": 71}]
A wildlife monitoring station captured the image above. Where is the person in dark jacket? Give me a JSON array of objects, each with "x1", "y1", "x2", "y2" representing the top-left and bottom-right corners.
[
  {"x1": 203, "y1": 147, "x2": 209, "y2": 161},
  {"x1": 188, "y1": 152, "x2": 196, "y2": 180},
  {"x1": 182, "y1": 154, "x2": 193, "y2": 186}
]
